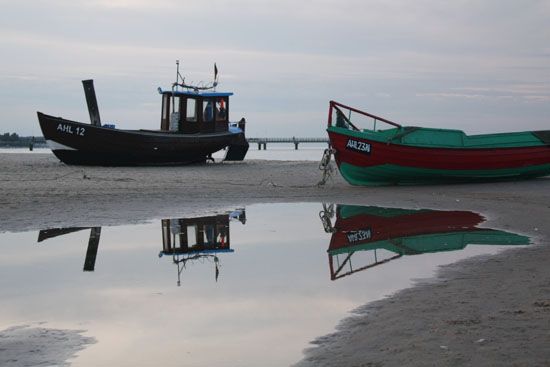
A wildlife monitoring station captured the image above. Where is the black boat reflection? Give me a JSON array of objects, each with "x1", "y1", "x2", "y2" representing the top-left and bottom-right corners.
[
  {"x1": 159, "y1": 209, "x2": 246, "y2": 286},
  {"x1": 37, "y1": 209, "x2": 246, "y2": 285},
  {"x1": 320, "y1": 204, "x2": 530, "y2": 281}
]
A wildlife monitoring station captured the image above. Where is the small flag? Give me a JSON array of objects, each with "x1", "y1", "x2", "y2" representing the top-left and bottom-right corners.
[{"x1": 214, "y1": 63, "x2": 218, "y2": 80}]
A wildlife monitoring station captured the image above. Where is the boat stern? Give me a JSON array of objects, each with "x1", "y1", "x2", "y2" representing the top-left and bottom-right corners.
[{"x1": 224, "y1": 118, "x2": 249, "y2": 161}]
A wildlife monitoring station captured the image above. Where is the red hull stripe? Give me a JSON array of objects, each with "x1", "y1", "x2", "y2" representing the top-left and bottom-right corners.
[
  {"x1": 329, "y1": 131, "x2": 550, "y2": 170},
  {"x1": 328, "y1": 210, "x2": 483, "y2": 251}
]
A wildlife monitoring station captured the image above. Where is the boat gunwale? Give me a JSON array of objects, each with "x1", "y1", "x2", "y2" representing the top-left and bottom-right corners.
[
  {"x1": 328, "y1": 125, "x2": 548, "y2": 150},
  {"x1": 327, "y1": 100, "x2": 548, "y2": 149},
  {"x1": 37, "y1": 112, "x2": 242, "y2": 140},
  {"x1": 328, "y1": 228, "x2": 529, "y2": 255}
]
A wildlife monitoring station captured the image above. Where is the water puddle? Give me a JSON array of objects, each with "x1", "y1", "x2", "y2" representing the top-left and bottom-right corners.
[{"x1": 0, "y1": 203, "x2": 530, "y2": 367}]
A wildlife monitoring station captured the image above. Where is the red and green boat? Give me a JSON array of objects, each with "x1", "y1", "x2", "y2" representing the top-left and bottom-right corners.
[{"x1": 326, "y1": 101, "x2": 550, "y2": 185}]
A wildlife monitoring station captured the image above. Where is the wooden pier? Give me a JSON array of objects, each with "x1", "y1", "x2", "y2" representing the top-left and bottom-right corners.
[{"x1": 247, "y1": 137, "x2": 329, "y2": 150}]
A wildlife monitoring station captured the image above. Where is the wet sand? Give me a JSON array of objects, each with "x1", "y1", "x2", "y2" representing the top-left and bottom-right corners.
[
  {"x1": 1, "y1": 153, "x2": 549, "y2": 366},
  {"x1": 0, "y1": 324, "x2": 96, "y2": 367}
]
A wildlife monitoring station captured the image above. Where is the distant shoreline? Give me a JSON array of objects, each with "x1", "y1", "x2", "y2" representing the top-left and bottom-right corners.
[
  {"x1": 0, "y1": 135, "x2": 46, "y2": 148},
  {"x1": 0, "y1": 143, "x2": 47, "y2": 148}
]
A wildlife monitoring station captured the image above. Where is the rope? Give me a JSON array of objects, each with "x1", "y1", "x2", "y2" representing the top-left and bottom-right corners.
[
  {"x1": 317, "y1": 148, "x2": 335, "y2": 186},
  {"x1": 319, "y1": 203, "x2": 335, "y2": 233}
]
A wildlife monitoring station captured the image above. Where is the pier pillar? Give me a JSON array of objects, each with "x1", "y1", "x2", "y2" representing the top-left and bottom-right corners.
[
  {"x1": 294, "y1": 142, "x2": 299, "y2": 150},
  {"x1": 257, "y1": 142, "x2": 261, "y2": 150}
]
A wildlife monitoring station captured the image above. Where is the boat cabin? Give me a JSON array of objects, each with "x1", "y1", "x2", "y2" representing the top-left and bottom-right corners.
[
  {"x1": 159, "y1": 90, "x2": 233, "y2": 134},
  {"x1": 160, "y1": 214, "x2": 233, "y2": 255}
]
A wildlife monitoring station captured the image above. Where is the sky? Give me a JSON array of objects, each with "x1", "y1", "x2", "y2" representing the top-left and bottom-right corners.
[{"x1": 0, "y1": 0, "x2": 549, "y2": 137}]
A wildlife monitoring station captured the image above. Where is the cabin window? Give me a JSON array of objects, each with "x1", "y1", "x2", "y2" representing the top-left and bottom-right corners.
[
  {"x1": 186, "y1": 98, "x2": 197, "y2": 121},
  {"x1": 172, "y1": 96, "x2": 181, "y2": 113},
  {"x1": 216, "y1": 98, "x2": 228, "y2": 121},
  {"x1": 217, "y1": 224, "x2": 228, "y2": 247},
  {"x1": 162, "y1": 219, "x2": 171, "y2": 248},
  {"x1": 187, "y1": 225, "x2": 197, "y2": 246},
  {"x1": 203, "y1": 224, "x2": 215, "y2": 245},
  {"x1": 160, "y1": 94, "x2": 172, "y2": 131},
  {"x1": 203, "y1": 99, "x2": 215, "y2": 122}
]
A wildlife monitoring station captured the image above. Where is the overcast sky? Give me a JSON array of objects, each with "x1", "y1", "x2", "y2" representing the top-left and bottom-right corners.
[{"x1": 1, "y1": 0, "x2": 548, "y2": 137}]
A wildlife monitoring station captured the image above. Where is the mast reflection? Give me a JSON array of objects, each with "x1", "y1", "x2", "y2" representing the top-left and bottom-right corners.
[
  {"x1": 320, "y1": 204, "x2": 530, "y2": 281},
  {"x1": 38, "y1": 227, "x2": 101, "y2": 271}
]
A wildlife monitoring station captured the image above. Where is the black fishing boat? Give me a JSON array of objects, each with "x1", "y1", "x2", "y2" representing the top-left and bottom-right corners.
[{"x1": 37, "y1": 62, "x2": 249, "y2": 166}]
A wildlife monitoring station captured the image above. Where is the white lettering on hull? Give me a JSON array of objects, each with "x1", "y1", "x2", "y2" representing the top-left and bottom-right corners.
[
  {"x1": 346, "y1": 139, "x2": 371, "y2": 154},
  {"x1": 346, "y1": 229, "x2": 372, "y2": 243},
  {"x1": 56, "y1": 123, "x2": 85, "y2": 136}
]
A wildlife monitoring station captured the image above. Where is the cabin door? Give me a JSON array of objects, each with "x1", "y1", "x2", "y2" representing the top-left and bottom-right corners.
[
  {"x1": 201, "y1": 99, "x2": 216, "y2": 133},
  {"x1": 181, "y1": 98, "x2": 200, "y2": 133}
]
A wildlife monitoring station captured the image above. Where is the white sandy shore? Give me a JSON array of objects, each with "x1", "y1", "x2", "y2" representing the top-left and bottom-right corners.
[{"x1": 1, "y1": 153, "x2": 549, "y2": 366}]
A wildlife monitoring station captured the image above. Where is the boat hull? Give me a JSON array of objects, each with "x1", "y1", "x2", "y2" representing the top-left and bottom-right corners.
[
  {"x1": 38, "y1": 112, "x2": 246, "y2": 166},
  {"x1": 328, "y1": 128, "x2": 550, "y2": 185}
]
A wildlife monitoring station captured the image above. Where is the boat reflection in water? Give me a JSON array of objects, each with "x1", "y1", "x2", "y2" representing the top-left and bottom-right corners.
[
  {"x1": 37, "y1": 209, "x2": 246, "y2": 285},
  {"x1": 320, "y1": 204, "x2": 530, "y2": 281},
  {"x1": 159, "y1": 209, "x2": 246, "y2": 286}
]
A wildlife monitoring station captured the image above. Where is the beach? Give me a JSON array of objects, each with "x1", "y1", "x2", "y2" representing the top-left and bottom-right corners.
[{"x1": 1, "y1": 152, "x2": 549, "y2": 366}]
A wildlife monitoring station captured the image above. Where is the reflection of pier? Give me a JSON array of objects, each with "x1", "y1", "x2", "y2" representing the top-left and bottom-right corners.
[
  {"x1": 159, "y1": 209, "x2": 246, "y2": 286},
  {"x1": 320, "y1": 204, "x2": 530, "y2": 281}
]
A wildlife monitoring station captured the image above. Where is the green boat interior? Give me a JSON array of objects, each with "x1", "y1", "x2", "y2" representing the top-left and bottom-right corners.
[{"x1": 330, "y1": 104, "x2": 549, "y2": 149}]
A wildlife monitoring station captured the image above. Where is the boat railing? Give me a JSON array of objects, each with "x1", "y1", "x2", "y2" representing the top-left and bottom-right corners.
[
  {"x1": 328, "y1": 249, "x2": 402, "y2": 280},
  {"x1": 328, "y1": 100, "x2": 402, "y2": 131}
]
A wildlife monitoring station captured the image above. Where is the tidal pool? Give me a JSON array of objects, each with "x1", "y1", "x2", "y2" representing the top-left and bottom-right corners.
[{"x1": 0, "y1": 203, "x2": 529, "y2": 367}]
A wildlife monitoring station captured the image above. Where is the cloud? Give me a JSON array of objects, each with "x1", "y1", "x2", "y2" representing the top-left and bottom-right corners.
[
  {"x1": 85, "y1": 0, "x2": 177, "y2": 10},
  {"x1": 1, "y1": 0, "x2": 549, "y2": 135},
  {"x1": 416, "y1": 82, "x2": 550, "y2": 103}
]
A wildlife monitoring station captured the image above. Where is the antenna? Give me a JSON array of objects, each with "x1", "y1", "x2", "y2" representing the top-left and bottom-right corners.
[
  {"x1": 175, "y1": 60, "x2": 179, "y2": 90},
  {"x1": 171, "y1": 61, "x2": 218, "y2": 92},
  {"x1": 213, "y1": 63, "x2": 218, "y2": 91}
]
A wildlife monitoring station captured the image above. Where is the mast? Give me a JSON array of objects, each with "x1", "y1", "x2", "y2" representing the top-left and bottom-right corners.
[{"x1": 82, "y1": 80, "x2": 102, "y2": 126}]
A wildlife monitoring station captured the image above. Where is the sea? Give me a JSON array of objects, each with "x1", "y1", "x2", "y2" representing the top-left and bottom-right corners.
[{"x1": 0, "y1": 143, "x2": 329, "y2": 162}]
